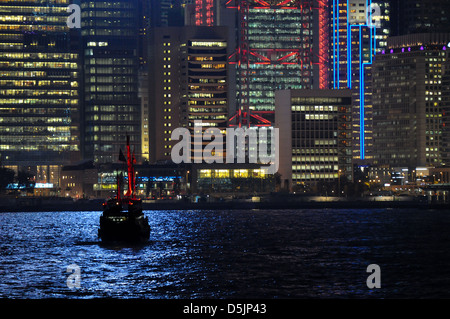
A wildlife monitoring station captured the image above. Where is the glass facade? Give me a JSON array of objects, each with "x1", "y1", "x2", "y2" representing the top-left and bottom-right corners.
[
  {"x1": 227, "y1": 1, "x2": 317, "y2": 126},
  {"x1": 0, "y1": 0, "x2": 80, "y2": 167},
  {"x1": 246, "y1": 7, "x2": 313, "y2": 119},
  {"x1": 391, "y1": 0, "x2": 450, "y2": 36},
  {"x1": 81, "y1": 0, "x2": 141, "y2": 163}
]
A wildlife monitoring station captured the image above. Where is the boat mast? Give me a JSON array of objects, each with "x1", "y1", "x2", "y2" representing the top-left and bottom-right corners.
[
  {"x1": 117, "y1": 172, "x2": 121, "y2": 201},
  {"x1": 125, "y1": 135, "x2": 136, "y2": 199}
]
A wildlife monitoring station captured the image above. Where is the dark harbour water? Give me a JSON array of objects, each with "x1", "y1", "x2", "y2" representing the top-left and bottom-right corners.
[{"x1": 1, "y1": 208, "x2": 450, "y2": 299}]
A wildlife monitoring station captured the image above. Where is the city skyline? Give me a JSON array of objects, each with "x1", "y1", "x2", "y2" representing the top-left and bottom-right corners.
[
  {"x1": 3, "y1": 0, "x2": 450, "y2": 305},
  {"x1": 0, "y1": 0, "x2": 450, "y2": 197}
]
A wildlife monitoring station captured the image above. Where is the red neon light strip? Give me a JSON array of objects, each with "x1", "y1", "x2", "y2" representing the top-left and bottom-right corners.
[
  {"x1": 317, "y1": 0, "x2": 328, "y2": 89},
  {"x1": 254, "y1": 0, "x2": 271, "y2": 6},
  {"x1": 249, "y1": 51, "x2": 271, "y2": 62},
  {"x1": 227, "y1": 0, "x2": 310, "y2": 127},
  {"x1": 276, "y1": 0, "x2": 293, "y2": 6},
  {"x1": 250, "y1": 48, "x2": 301, "y2": 52},
  {"x1": 228, "y1": 114, "x2": 237, "y2": 122},
  {"x1": 277, "y1": 51, "x2": 298, "y2": 61},
  {"x1": 251, "y1": 114, "x2": 271, "y2": 124}
]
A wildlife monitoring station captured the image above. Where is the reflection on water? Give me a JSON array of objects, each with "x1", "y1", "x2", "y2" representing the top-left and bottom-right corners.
[{"x1": 1, "y1": 209, "x2": 450, "y2": 298}]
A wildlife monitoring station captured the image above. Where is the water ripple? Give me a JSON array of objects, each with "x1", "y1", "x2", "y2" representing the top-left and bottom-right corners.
[{"x1": 1, "y1": 209, "x2": 450, "y2": 298}]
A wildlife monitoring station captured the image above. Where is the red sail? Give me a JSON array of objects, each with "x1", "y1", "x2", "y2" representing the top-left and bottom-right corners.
[{"x1": 132, "y1": 149, "x2": 137, "y2": 195}]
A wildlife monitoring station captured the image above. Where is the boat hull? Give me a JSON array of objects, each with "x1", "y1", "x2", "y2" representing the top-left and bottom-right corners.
[{"x1": 98, "y1": 214, "x2": 150, "y2": 243}]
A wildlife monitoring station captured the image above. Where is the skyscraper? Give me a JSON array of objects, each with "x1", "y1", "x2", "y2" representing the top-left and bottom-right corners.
[
  {"x1": 150, "y1": 0, "x2": 187, "y2": 28},
  {"x1": 149, "y1": 27, "x2": 181, "y2": 162},
  {"x1": 329, "y1": 0, "x2": 390, "y2": 162},
  {"x1": 442, "y1": 48, "x2": 450, "y2": 166},
  {"x1": 391, "y1": 0, "x2": 450, "y2": 36},
  {"x1": 149, "y1": 0, "x2": 174, "y2": 28},
  {"x1": 226, "y1": 0, "x2": 319, "y2": 127},
  {"x1": 372, "y1": 33, "x2": 450, "y2": 168},
  {"x1": 81, "y1": 0, "x2": 141, "y2": 164},
  {"x1": 148, "y1": 26, "x2": 230, "y2": 163},
  {"x1": 184, "y1": 36, "x2": 229, "y2": 162},
  {"x1": 0, "y1": 0, "x2": 81, "y2": 183}
]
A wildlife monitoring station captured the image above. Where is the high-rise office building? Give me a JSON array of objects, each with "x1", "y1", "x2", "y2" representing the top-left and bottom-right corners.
[
  {"x1": 0, "y1": 0, "x2": 81, "y2": 184},
  {"x1": 330, "y1": 0, "x2": 390, "y2": 163},
  {"x1": 149, "y1": 27, "x2": 181, "y2": 163},
  {"x1": 391, "y1": 0, "x2": 450, "y2": 36},
  {"x1": 81, "y1": 0, "x2": 141, "y2": 164},
  {"x1": 184, "y1": 36, "x2": 228, "y2": 162},
  {"x1": 331, "y1": 0, "x2": 390, "y2": 87},
  {"x1": 276, "y1": 89, "x2": 353, "y2": 191},
  {"x1": 226, "y1": 0, "x2": 319, "y2": 127},
  {"x1": 372, "y1": 33, "x2": 450, "y2": 168},
  {"x1": 442, "y1": 49, "x2": 450, "y2": 166},
  {"x1": 150, "y1": 0, "x2": 187, "y2": 28},
  {"x1": 148, "y1": 26, "x2": 230, "y2": 163},
  {"x1": 149, "y1": 0, "x2": 174, "y2": 28}
]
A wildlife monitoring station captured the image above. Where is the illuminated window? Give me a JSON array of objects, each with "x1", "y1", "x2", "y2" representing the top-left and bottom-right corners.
[
  {"x1": 199, "y1": 169, "x2": 211, "y2": 178},
  {"x1": 233, "y1": 169, "x2": 248, "y2": 178},
  {"x1": 214, "y1": 170, "x2": 229, "y2": 178}
]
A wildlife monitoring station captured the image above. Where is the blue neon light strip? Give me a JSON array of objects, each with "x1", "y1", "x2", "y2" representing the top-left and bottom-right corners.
[
  {"x1": 333, "y1": 0, "x2": 336, "y2": 89},
  {"x1": 359, "y1": 26, "x2": 365, "y2": 159},
  {"x1": 346, "y1": 0, "x2": 351, "y2": 88},
  {"x1": 336, "y1": 0, "x2": 340, "y2": 88},
  {"x1": 343, "y1": 0, "x2": 379, "y2": 160}
]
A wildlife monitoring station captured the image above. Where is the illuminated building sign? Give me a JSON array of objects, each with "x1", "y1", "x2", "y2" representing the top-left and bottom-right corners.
[{"x1": 35, "y1": 183, "x2": 54, "y2": 189}]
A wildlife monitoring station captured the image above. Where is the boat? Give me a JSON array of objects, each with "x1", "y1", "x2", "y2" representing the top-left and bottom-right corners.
[{"x1": 98, "y1": 136, "x2": 150, "y2": 243}]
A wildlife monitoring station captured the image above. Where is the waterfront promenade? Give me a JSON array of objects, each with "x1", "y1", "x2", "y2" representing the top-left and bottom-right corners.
[{"x1": 0, "y1": 195, "x2": 447, "y2": 212}]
